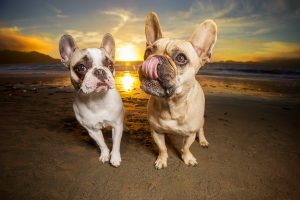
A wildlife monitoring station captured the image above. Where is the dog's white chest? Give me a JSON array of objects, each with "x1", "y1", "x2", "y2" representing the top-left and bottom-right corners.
[{"x1": 73, "y1": 89, "x2": 124, "y2": 130}]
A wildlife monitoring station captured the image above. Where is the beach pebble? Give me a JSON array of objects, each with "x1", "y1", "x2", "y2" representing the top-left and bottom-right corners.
[{"x1": 148, "y1": 183, "x2": 156, "y2": 191}]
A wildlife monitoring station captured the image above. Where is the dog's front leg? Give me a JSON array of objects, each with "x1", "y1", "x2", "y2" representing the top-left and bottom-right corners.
[
  {"x1": 152, "y1": 130, "x2": 168, "y2": 169},
  {"x1": 181, "y1": 133, "x2": 198, "y2": 166},
  {"x1": 88, "y1": 130, "x2": 110, "y2": 163},
  {"x1": 110, "y1": 124, "x2": 123, "y2": 167}
]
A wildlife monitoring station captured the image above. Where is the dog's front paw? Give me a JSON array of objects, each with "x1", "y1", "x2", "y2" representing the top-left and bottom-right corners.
[
  {"x1": 182, "y1": 151, "x2": 198, "y2": 166},
  {"x1": 155, "y1": 156, "x2": 168, "y2": 170},
  {"x1": 110, "y1": 151, "x2": 121, "y2": 167},
  {"x1": 200, "y1": 138, "x2": 209, "y2": 147},
  {"x1": 99, "y1": 150, "x2": 110, "y2": 163}
]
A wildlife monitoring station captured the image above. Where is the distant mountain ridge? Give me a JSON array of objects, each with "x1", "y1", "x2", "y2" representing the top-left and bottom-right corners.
[
  {"x1": 0, "y1": 50, "x2": 60, "y2": 64},
  {"x1": 213, "y1": 58, "x2": 300, "y2": 68}
]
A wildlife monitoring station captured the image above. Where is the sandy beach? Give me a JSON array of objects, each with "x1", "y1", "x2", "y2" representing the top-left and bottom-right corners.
[{"x1": 0, "y1": 71, "x2": 299, "y2": 199}]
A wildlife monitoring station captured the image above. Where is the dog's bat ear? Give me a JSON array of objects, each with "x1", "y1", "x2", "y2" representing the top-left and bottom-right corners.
[
  {"x1": 145, "y1": 12, "x2": 162, "y2": 46},
  {"x1": 59, "y1": 34, "x2": 77, "y2": 67},
  {"x1": 189, "y1": 19, "x2": 217, "y2": 63},
  {"x1": 101, "y1": 33, "x2": 115, "y2": 61}
]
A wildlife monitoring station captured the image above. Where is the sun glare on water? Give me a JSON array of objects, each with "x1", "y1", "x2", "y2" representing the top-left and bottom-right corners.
[
  {"x1": 116, "y1": 45, "x2": 138, "y2": 61},
  {"x1": 120, "y1": 72, "x2": 135, "y2": 91}
]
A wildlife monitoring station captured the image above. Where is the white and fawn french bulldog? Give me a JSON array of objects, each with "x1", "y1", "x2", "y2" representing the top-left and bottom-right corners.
[
  {"x1": 139, "y1": 12, "x2": 217, "y2": 169},
  {"x1": 59, "y1": 33, "x2": 124, "y2": 167}
]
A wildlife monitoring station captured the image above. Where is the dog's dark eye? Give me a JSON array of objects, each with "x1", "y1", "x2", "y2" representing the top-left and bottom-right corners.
[
  {"x1": 75, "y1": 64, "x2": 87, "y2": 73},
  {"x1": 107, "y1": 64, "x2": 114, "y2": 74},
  {"x1": 174, "y1": 53, "x2": 188, "y2": 65}
]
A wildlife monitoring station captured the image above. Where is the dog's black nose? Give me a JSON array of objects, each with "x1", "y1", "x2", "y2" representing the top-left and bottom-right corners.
[{"x1": 94, "y1": 68, "x2": 107, "y2": 81}]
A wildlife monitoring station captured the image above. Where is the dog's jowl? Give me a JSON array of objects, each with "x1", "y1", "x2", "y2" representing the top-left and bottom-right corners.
[
  {"x1": 59, "y1": 33, "x2": 124, "y2": 167},
  {"x1": 139, "y1": 12, "x2": 217, "y2": 169}
]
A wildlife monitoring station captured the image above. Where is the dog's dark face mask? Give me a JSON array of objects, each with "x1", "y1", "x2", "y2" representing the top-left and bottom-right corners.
[{"x1": 139, "y1": 52, "x2": 177, "y2": 97}]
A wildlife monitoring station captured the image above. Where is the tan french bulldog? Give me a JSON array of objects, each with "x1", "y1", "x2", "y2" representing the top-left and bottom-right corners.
[{"x1": 139, "y1": 12, "x2": 217, "y2": 169}]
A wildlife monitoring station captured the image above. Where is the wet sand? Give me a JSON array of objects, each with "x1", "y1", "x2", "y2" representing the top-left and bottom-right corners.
[{"x1": 0, "y1": 72, "x2": 299, "y2": 199}]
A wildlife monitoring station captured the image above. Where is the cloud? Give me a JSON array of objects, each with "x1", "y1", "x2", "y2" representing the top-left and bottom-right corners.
[
  {"x1": 213, "y1": 38, "x2": 300, "y2": 61},
  {"x1": 252, "y1": 28, "x2": 272, "y2": 35},
  {"x1": 253, "y1": 41, "x2": 300, "y2": 60},
  {"x1": 64, "y1": 29, "x2": 104, "y2": 48},
  {"x1": 171, "y1": 0, "x2": 300, "y2": 38},
  {"x1": 102, "y1": 9, "x2": 130, "y2": 33},
  {"x1": 100, "y1": 9, "x2": 145, "y2": 59},
  {"x1": 0, "y1": 25, "x2": 55, "y2": 55},
  {"x1": 176, "y1": 0, "x2": 236, "y2": 19},
  {"x1": 52, "y1": 6, "x2": 69, "y2": 19},
  {"x1": 59, "y1": 8, "x2": 146, "y2": 60},
  {"x1": 102, "y1": 9, "x2": 143, "y2": 33},
  {"x1": 56, "y1": 14, "x2": 68, "y2": 19}
]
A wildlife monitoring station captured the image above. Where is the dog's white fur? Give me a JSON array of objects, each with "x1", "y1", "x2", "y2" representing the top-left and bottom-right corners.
[
  {"x1": 59, "y1": 34, "x2": 124, "y2": 167},
  {"x1": 141, "y1": 12, "x2": 217, "y2": 169},
  {"x1": 73, "y1": 81, "x2": 124, "y2": 167}
]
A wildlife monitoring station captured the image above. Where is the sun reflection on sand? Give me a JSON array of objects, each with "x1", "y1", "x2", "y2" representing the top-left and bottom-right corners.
[
  {"x1": 120, "y1": 72, "x2": 135, "y2": 91},
  {"x1": 114, "y1": 71, "x2": 150, "y2": 98},
  {"x1": 114, "y1": 71, "x2": 142, "y2": 95}
]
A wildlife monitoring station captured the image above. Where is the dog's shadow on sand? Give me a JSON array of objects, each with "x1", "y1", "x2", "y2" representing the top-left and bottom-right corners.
[
  {"x1": 126, "y1": 127, "x2": 182, "y2": 158},
  {"x1": 59, "y1": 116, "x2": 153, "y2": 155},
  {"x1": 60, "y1": 116, "x2": 96, "y2": 148},
  {"x1": 59, "y1": 116, "x2": 182, "y2": 158}
]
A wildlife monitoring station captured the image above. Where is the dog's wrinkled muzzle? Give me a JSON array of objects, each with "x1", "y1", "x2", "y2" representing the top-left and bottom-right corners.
[
  {"x1": 139, "y1": 56, "x2": 176, "y2": 98},
  {"x1": 141, "y1": 57, "x2": 159, "y2": 80}
]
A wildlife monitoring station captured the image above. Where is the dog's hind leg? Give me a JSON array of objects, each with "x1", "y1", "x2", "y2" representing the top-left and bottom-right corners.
[
  {"x1": 198, "y1": 127, "x2": 209, "y2": 147},
  {"x1": 152, "y1": 130, "x2": 168, "y2": 169},
  {"x1": 88, "y1": 130, "x2": 110, "y2": 163},
  {"x1": 181, "y1": 133, "x2": 198, "y2": 166}
]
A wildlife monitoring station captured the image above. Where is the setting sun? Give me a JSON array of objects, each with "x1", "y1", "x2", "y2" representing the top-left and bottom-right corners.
[{"x1": 116, "y1": 45, "x2": 138, "y2": 61}]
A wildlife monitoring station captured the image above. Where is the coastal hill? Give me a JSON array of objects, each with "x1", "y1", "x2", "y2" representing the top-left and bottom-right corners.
[{"x1": 0, "y1": 50, "x2": 59, "y2": 64}]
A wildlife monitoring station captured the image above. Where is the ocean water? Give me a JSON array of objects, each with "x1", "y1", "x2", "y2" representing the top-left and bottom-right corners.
[
  {"x1": 200, "y1": 63, "x2": 300, "y2": 80},
  {"x1": 0, "y1": 62, "x2": 300, "y2": 80}
]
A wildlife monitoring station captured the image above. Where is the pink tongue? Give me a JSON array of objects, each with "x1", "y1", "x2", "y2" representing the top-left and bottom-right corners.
[{"x1": 141, "y1": 57, "x2": 159, "y2": 79}]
